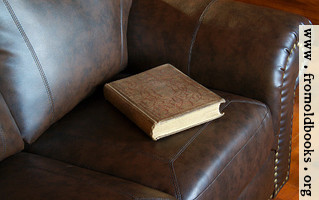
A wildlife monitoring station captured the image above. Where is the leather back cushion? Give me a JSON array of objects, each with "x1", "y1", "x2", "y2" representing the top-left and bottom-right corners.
[{"x1": 0, "y1": 0, "x2": 132, "y2": 143}]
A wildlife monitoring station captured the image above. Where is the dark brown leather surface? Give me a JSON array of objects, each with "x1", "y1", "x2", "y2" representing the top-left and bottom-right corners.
[
  {"x1": 127, "y1": 0, "x2": 309, "y2": 194},
  {"x1": 0, "y1": 152, "x2": 175, "y2": 200},
  {"x1": 127, "y1": 0, "x2": 307, "y2": 136},
  {"x1": 0, "y1": 92, "x2": 24, "y2": 161},
  {"x1": 238, "y1": 152, "x2": 275, "y2": 200},
  {"x1": 193, "y1": 93, "x2": 274, "y2": 200},
  {"x1": 27, "y1": 89, "x2": 274, "y2": 200},
  {"x1": 127, "y1": 0, "x2": 212, "y2": 74},
  {"x1": 0, "y1": 0, "x2": 131, "y2": 143}
]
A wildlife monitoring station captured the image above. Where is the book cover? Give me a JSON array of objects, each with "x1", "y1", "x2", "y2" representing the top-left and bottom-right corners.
[{"x1": 104, "y1": 64, "x2": 225, "y2": 140}]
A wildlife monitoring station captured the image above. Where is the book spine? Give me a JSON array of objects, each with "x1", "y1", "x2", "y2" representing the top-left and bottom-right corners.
[{"x1": 103, "y1": 84, "x2": 156, "y2": 138}]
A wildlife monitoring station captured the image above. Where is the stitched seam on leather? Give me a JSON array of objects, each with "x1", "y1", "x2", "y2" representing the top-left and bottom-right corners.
[
  {"x1": 120, "y1": 146, "x2": 183, "y2": 198},
  {"x1": 220, "y1": 101, "x2": 231, "y2": 111},
  {"x1": 120, "y1": 0, "x2": 124, "y2": 67},
  {"x1": 187, "y1": 0, "x2": 218, "y2": 75},
  {"x1": 168, "y1": 122, "x2": 210, "y2": 200},
  {"x1": 126, "y1": 148, "x2": 178, "y2": 196},
  {"x1": 194, "y1": 109, "x2": 270, "y2": 200},
  {"x1": 227, "y1": 100, "x2": 267, "y2": 108},
  {"x1": 0, "y1": 126, "x2": 6, "y2": 158},
  {"x1": 274, "y1": 36, "x2": 298, "y2": 194},
  {"x1": 3, "y1": 0, "x2": 55, "y2": 122},
  {"x1": 221, "y1": 100, "x2": 267, "y2": 113},
  {"x1": 171, "y1": 122, "x2": 210, "y2": 162},
  {"x1": 169, "y1": 162, "x2": 181, "y2": 199},
  {"x1": 126, "y1": 124, "x2": 211, "y2": 199}
]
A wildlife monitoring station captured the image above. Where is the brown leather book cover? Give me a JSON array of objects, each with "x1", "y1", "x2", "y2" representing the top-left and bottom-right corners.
[{"x1": 104, "y1": 64, "x2": 225, "y2": 140}]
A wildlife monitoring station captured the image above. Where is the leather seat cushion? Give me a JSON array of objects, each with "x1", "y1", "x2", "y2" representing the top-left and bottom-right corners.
[
  {"x1": 26, "y1": 89, "x2": 274, "y2": 200},
  {"x1": 0, "y1": 152, "x2": 175, "y2": 200}
]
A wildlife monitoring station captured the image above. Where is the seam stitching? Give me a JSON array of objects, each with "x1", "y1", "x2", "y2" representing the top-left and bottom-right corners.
[
  {"x1": 194, "y1": 110, "x2": 270, "y2": 200},
  {"x1": 169, "y1": 162, "x2": 181, "y2": 199},
  {"x1": 171, "y1": 122, "x2": 210, "y2": 162},
  {"x1": 169, "y1": 122, "x2": 211, "y2": 199},
  {"x1": 187, "y1": 0, "x2": 218, "y2": 75},
  {"x1": 3, "y1": 0, "x2": 55, "y2": 122},
  {"x1": 220, "y1": 100, "x2": 267, "y2": 113}
]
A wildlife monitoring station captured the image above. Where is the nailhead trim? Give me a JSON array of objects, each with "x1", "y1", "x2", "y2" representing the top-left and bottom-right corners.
[
  {"x1": 272, "y1": 40, "x2": 298, "y2": 198},
  {"x1": 268, "y1": 194, "x2": 274, "y2": 200}
]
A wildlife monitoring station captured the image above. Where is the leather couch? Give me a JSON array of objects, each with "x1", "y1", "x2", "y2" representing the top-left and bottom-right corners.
[{"x1": 0, "y1": 0, "x2": 310, "y2": 199}]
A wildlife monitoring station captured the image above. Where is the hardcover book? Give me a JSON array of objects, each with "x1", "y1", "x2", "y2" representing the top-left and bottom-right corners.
[{"x1": 104, "y1": 64, "x2": 225, "y2": 140}]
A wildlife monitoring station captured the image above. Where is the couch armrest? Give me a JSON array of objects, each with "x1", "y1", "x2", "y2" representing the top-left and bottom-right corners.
[
  {"x1": 127, "y1": 0, "x2": 309, "y2": 135},
  {"x1": 127, "y1": 0, "x2": 311, "y2": 193}
]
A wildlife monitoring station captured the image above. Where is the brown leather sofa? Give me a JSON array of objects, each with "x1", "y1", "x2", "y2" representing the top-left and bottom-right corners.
[{"x1": 0, "y1": 0, "x2": 310, "y2": 199}]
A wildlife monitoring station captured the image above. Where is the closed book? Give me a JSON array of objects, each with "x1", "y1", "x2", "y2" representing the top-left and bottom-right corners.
[{"x1": 104, "y1": 64, "x2": 225, "y2": 140}]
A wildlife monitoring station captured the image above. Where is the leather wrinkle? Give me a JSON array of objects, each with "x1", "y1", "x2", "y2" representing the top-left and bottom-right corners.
[
  {"x1": 187, "y1": 0, "x2": 218, "y2": 75},
  {"x1": 2, "y1": 0, "x2": 56, "y2": 123},
  {"x1": 194, "y1": 109, "x2": 270, "y2": 200}
]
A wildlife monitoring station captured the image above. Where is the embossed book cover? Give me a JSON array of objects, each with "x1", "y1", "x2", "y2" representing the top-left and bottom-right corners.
[{"x1": 104, "y1": 64, "x2": 225, "y2": 140}]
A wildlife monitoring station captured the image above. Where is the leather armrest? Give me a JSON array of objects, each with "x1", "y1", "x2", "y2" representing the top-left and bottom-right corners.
[
  {"x1": 127, "y1": 0, "x2": 311, "y2": 191},
  {"x1": 127, "y1": 0, "x2": 310, "y2": 135}
]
